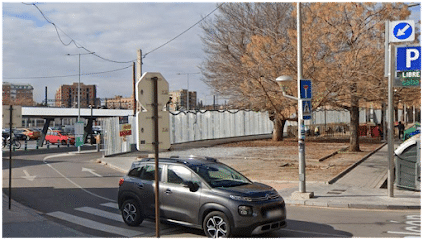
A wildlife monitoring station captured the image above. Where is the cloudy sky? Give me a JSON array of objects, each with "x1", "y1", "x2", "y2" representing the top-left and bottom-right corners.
[
  {"x1": 2, "y1": 1, "x2": 421, "y2": 106},
  {"x1": 3, "y1": 1, "x2": 220, "y2": 105}
]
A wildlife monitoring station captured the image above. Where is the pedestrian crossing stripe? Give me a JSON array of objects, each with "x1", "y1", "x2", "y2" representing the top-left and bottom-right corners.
[
  {"x1": 47, "y1": 211, "x2": 143, "y2": 237},
  {"x1": 75, "y1": 207, "x2": 122, "y2": 222},
  {"x1": 46, "y1": 202, "x2": 163, "y2": 237}
]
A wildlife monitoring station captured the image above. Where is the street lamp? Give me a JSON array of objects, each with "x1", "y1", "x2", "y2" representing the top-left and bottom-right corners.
[
  {"x1": 177, "y1": 72, "x2": 200, "y2": 110},
  {"x1": 275, "y1": 2, "x2": 313, "y2": 200},
  {"x1": 67, "y1": 52, "x2": 95, "y2": 122},
  {"x1": 67, "y1": 52, "x2": 95, "y2": 152},
  {"x1": 276, "y1": 75, "x2": 313, "y2": 199}
]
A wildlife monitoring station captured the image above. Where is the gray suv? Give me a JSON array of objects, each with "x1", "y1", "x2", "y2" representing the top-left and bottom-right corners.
[{"x1": 118, "y1": 156, "x2": 286, "y2": 237}]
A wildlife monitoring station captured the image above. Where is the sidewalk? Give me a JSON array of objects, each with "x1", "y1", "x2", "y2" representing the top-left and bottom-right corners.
[
  {"x1": 279, "y1": 141, "x2": 421, "y2": 210},
  {"x1": 2, "y1": 194, "x2": 92, "y2": 237},
  {"x1": 99, "y1": 137, "x2": 421, "y2": 210}
]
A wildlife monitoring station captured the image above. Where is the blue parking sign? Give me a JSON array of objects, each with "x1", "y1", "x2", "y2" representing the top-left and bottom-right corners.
[{"x1": 397, "y1": 46, "x2": 421, "y2": 71}]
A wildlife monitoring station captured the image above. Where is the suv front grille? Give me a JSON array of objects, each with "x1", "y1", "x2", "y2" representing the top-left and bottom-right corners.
[{"x1": 251, "y1": 193, "x2": 280, "y2": 202}]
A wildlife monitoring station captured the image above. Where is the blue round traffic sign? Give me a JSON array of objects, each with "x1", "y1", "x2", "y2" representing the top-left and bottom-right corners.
[{"x1": 393, "y1": 22, "x2": 413, "y2": 40}]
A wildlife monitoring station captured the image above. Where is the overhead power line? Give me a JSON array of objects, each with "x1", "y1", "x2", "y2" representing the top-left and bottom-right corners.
[
  {"x1": 23, "y1": 2, "x2": 224, "y2": 62},
  {"x1": 23, "y1": 2, "x2": 135, "y2": 63},
  {"x1": 143, "y1": 3, "x2": 225, "y2": 58},
  {"x1": 3, "y1": 65, "x2": 132, "y2": 80}
]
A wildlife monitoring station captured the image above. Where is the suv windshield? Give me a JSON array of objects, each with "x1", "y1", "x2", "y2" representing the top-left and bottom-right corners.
[{"x1": 188, "y1": 163, "x2": 251, "y2": 188}]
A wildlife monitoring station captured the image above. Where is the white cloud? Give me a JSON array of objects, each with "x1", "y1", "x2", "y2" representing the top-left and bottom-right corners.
[{"x1": 3, "y1": 2, "x2": 217, "y2": 104}]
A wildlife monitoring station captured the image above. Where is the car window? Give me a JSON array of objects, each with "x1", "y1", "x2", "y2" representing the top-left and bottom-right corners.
[
  {"x1": 128, "y1": 164, "x2": 162, "y2": 181},
  {"x1": 189, "y1": 163, "x2": 251, "y2": 188},
  {"x1": 167, "y1": 165, "x2": 200, "y2": 186}
]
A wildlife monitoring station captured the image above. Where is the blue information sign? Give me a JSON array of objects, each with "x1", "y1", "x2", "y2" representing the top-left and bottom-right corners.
[
  {"x1": 302, "y1": 100, "x2": 312, "y2": 120},
  {"x1": 393, "y1": 22, "x2": 413, "y2": 40},
  {"x1": 300, "y1": 80, "x2": 312, "y2": 99},
  {"x1": 397, "y1": 46, "x2": 421, "y2": 71}
]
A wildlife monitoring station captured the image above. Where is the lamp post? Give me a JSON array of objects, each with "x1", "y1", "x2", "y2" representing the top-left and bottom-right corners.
[
  {"x1": 67, "y1": 52, "x2": 95, "y2": 121},
  {"x1": 67, "y1": 52, "x2": 94, "y2": 152},
  {"x1": 275, "y1": 2, "x2": 313, "y2": 199},
  {"x1": 177, "y1": 72, "x2": 200, "y2": 110}
]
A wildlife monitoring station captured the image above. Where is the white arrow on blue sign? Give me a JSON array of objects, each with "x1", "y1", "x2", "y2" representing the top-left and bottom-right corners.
[
  {"x1": 396, "y1": 46, "x2": 421, "y2": 71},
  {"x1": 390, "y1": 20, "x2": 415, "y2": 43}
]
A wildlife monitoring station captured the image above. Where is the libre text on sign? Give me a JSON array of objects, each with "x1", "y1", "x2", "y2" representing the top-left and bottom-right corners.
[{"x1": 395, "y1": 45, "x2": 421, "y2": 88}]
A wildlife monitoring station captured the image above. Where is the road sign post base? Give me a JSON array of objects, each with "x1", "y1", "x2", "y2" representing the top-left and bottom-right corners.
[{"x1": 291, "y1": 191, "x2": 314, "y2": 200}]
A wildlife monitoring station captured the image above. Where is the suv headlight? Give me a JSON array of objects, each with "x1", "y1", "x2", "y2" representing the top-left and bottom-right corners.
[
  {"x1": 230, "y1": 195, "x2": 252, "y2": 202},
  {"x1": 238, "y1": 205, "x2": 253, "y2": 216}
]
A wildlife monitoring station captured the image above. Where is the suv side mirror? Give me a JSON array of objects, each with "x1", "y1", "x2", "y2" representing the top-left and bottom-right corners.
[{"x1": 185, "y1": 181, "x2": 200, "y2": 192}]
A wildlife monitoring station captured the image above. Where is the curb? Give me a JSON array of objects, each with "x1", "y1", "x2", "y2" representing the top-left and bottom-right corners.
[
  {"x1": 318, "y1": 147, "x2": 349, "y2": 162},
  {"x1": 327, "y1": 143, "x2": 387, "y2": 184},
  {"x1": 285, "y1": 199, "x2": 421, "y2": 210}
]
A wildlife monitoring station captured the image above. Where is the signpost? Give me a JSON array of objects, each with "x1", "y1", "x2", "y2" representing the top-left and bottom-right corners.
[
  {"x1": 386, "y1": 20, "x2": 419, "y2": 198},
  {"x1": 136, "y1": 72, "x2": 170, "y2": 237},
  {"x1": 2, "y1": 105, "x2": 22, "y2": 210}
]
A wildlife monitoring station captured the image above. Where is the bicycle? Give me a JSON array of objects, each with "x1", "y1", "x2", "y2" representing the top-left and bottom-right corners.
[{"x1": 2, "y1": 137, "x2": 21, "y2": 149}]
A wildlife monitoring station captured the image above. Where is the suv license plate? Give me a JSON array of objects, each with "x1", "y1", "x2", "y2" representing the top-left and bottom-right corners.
[{"x1": 266, "y1": 208, "x2": 283, "y2": 218}]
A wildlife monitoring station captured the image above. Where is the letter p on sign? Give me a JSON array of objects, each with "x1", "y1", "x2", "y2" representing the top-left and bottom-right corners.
[
  {"x1": 396, "y1": 46, "x2": 421, "y2": 71},
  {"x1": 407, "y1": 49, "x2": 419, "y2": 68}
]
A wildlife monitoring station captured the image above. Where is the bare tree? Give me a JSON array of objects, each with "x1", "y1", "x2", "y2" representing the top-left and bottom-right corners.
[{"x1": 200, "y1": 2, "x2": 412, "y2": 150}]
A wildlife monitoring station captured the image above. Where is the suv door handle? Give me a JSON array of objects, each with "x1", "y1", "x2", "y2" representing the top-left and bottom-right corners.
[
  {"x1": 136, "y1": 183, "x2": 144, "y2": 189},
  {"x1": 165, "y1": 189, "x2": 172, "y2": 194}
]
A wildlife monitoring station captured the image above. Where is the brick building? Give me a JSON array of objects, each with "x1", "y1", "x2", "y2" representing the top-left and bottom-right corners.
[
  {"x1": 169, "y1": 89, "x2": 197, "y2": 111},
  {"x1": 2, "y1": 82, "x2": 34, "y2": 106},
  {"x1": 105, "y1": 95, "x2": 135, "y2": 109},
  {"x1": 55, "y1": 82, "x2": 97, "y2": 108}
]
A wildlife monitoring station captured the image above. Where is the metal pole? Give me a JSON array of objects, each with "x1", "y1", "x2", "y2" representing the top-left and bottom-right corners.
[
  {"x1": 78, "y1": 54, "x2": 81, "y2": 122},
  {"x1": 133, "y1": 62, "x2": 136, "y2": 116},
  {"x1": 187, "y1": 75, "x2": 189, "y2": 110},
  {"x1": 388, "y1": 43, "x2": 395, "y2": 197},
  {"x1": 9, "y1": 105, "x2": 13, "y2": 209},
  {"x1": 78, "y1": 54, "x2": 81, "y2": 153},
  {"x1": 152, "y1": 77, "x2": 160, "y2": 237},
  {"x1": 297, "y1": 2, "x2": 306, "y2": 193}
]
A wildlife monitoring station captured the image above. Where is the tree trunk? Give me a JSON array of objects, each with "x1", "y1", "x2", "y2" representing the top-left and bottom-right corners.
[
  {"x1": 349, "y1": 84, "x2": 360, "y2": 152},
  {"x1": 272, "y1": 117, "x2": 286, "y2": 141}
]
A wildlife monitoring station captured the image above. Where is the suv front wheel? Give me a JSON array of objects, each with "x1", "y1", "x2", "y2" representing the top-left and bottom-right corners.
[
  {"x1": 121, "y1": 199, "x2": 144, "y2": 226},
  {"x1": 203, "y1": 211, "x2": 231, "y2": 238}
]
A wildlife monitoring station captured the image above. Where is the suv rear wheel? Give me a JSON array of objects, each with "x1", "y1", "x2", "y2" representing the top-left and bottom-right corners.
[
  {"x1": 203, "y1": 211, "x2": 231, "y2": 238},
  {"x1": 121, "y1": 199, "x2": 144, "y2": 226}
]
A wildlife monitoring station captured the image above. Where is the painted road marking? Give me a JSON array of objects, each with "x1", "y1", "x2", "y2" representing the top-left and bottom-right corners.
[
  {"x1": 75, "y1": 207, "x2": 122, "y2": 222},
  {"x1": 100, "y1": 202, "x2": 119, "y2": 209},
  {"x1": 387, "y1": 215, "x2": 421, "y2": 237},
  {"x1": 46, "y1": 211, "x2": 143, "y2": 237}
]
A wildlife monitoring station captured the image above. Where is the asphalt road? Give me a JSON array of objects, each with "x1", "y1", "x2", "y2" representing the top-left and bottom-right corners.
[{"x1": 2, "y1": 151, "x2": 421, "y2": 238}]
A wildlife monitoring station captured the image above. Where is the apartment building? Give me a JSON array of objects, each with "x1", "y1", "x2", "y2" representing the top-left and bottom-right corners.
[
  {"x1": 2, "y1": 82, "x2": 34, "y2": 106},
  {"x1": 55, "y1": 82, "x2": 97, "y2": 108}
]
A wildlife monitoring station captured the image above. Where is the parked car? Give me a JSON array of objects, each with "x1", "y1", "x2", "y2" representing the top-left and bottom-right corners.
[
  {"x1": 10, "y1": 129, "x2": 27, "y2": 140},
  {"x1": 45, "y1": 130, "x2": 75, "y2": 145},
  {"x1": 118, "y1": 156, "x2": 287, "y2": 237},
  {"x1": 20, "y1": 128, "x2": 41, "y2": 140}
]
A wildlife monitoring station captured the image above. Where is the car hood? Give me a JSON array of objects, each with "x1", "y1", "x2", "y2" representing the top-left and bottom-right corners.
[{"x1": 217, "y1": 182, "x2": 275, "y2": 197}]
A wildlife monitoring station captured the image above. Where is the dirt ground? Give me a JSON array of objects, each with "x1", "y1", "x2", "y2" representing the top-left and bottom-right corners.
[{"x1": 216, "y1": 136, "x2": 384, "y2": 190}]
